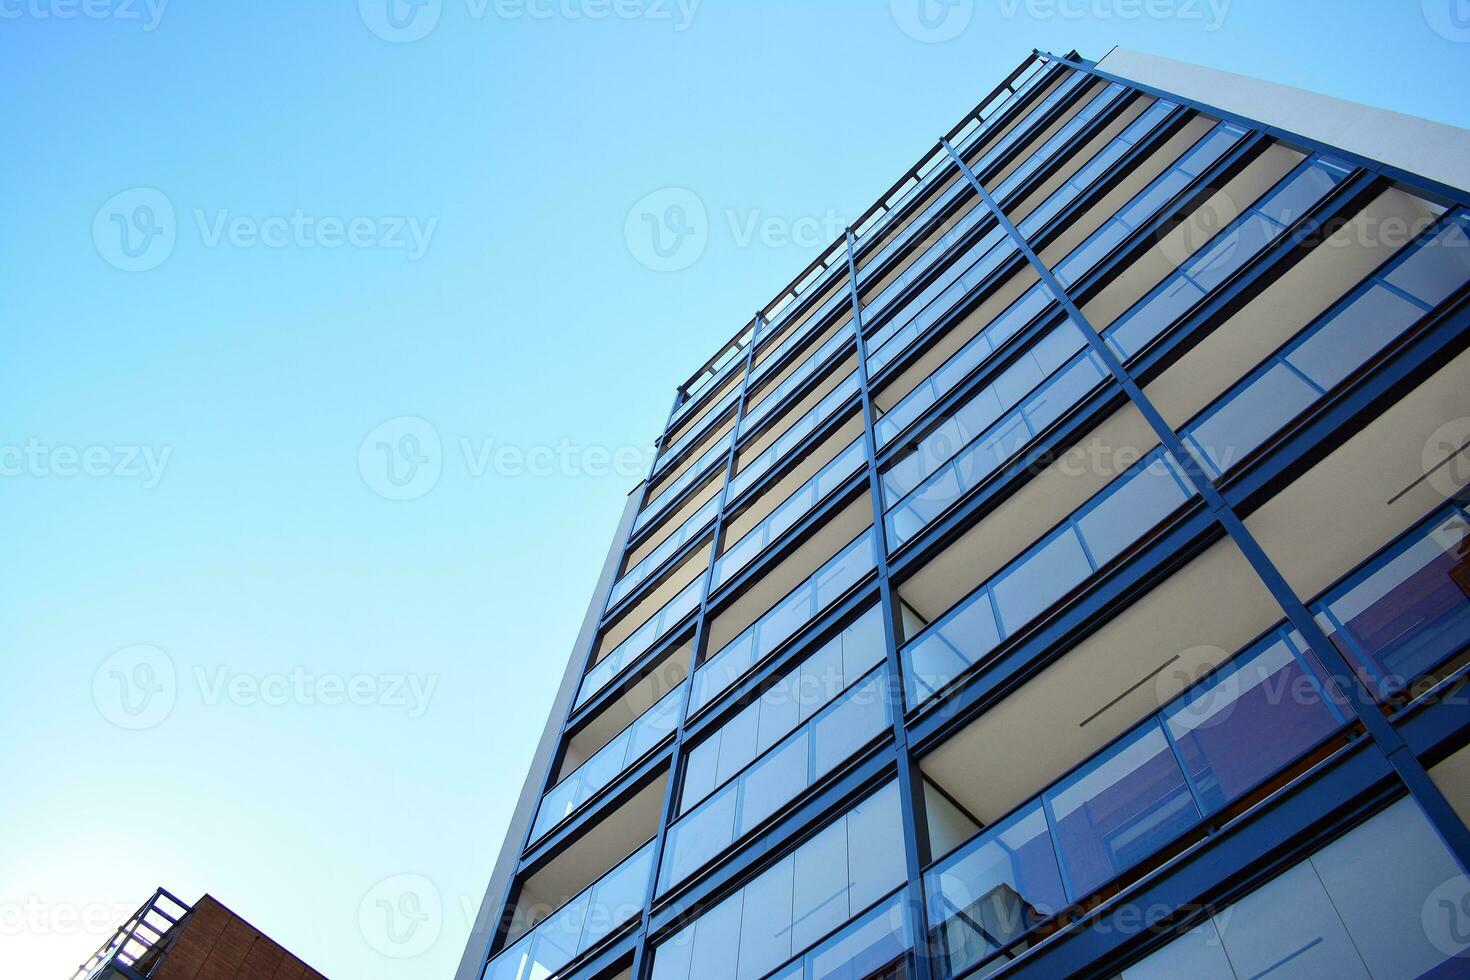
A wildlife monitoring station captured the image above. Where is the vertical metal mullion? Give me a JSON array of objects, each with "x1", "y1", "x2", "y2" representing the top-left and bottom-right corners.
[
  {"x1": 940, "y1": 135, "x2": 1470, "y2": 876},
  {"x1": 630, "y1": 317, "x2": 762, "y2": 980},
  {"x1": 845, "y1": 227, "x2": 937, "y2": 980}
]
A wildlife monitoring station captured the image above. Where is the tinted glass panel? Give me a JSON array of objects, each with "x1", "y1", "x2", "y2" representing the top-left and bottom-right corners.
[
  {"x1": 992, "y1": 528, "x2": 1090, "y2": 633},
  {"x1": 1315, "y1": 511, "x2": 1470, "y2": 701},
  {"x1": 1075, "y1": 454, "x2": 1189, "y2": 567},
  {"x1": 1186, "y1": 362, "x2": 1319, "y2": 476},
  {"x1": 1047, "y1": 723, "x2": 1199, "y2": 899},
  {"x1": 1285, "y1": 283, "x2": 1425, "y2": 390},
  {"x1": 1164, "y1": 636, "x2": 1342, "y2": 813}
]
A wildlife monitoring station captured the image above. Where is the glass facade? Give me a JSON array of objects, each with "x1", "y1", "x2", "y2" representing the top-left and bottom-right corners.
[{"x1": 467, "y1": 50, "x2": 1470, "y2": 980}]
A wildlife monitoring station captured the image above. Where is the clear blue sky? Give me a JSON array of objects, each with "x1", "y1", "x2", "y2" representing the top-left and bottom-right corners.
[{"x1": 3, "y1": 2, "x2": 1468, "y2": 977}]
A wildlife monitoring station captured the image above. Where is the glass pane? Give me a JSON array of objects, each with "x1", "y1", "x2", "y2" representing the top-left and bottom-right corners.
[
  {"x1": 1119, "y1": 921, "x2": 1235, "y2": 980},
  {"x1": 1311, "y1": 797, "x2": 1470, "y2": 976},
  {"x1": 662, "y1": 786, "x2": 737, "y2": 889},
  {"x1": 736, "y1": 854, "x2": 794, "y2": 980},
  {"x1": 992, "y1": 528, "x2": 1090, "y2": 634},
  {"x1": 582, "y1": 844, "x2": 653, "y2": 951},
  {"x1": 811, "y1": 672, "x2": 888, "y2": 777},
  {"x1": 1385, "y1": 217, "x2": 1470, "y2": 307},
  {"x1": 1185, "y1": 212, "x2": 1278, "y2": 293},
  {"x1": 690, "y1": 892, "x2": 744, "y2": 980},
  {"x1": 1316, "y1": 512, "x2": 1470, "y2": 700},
  {"x1": 925, "y1": 801, "x2": 1067, "y2": 976},
  {"x1": 1047, "y1": 722, "x2": 1200, "y2": 900},
  {"x1": 792, "y1": 820, "x2": 851, "y2": 952},
  {"x1": 738, "y1": 730, "x2": 810, "y2": 835},
  {"x1": 1286, "y1": 283, "x2": 1425, "y2": 390},
  {"x1": 682, "y1": 738, "x2": 720, "y2": 813},
  {"x1": 1257, "y1": 159, "x2": 1349, "y2": 227},
  {"x1": 905, "y1": 590, "x2": 1001, "y2": 703},
  {"x1": 1020, "y1": 353, "x2": 1106, "y2": 432},
  {"x1": 840, "y1": 606, "x2": 888, "y2": 683},
  {"x1": 759, "y1": 672, "x2": 805, "y2": 755},
  {"x1": 1209, "y1": 861, "x2": 1370, "y2": 979},
  {"x1": 845, "y1": 782, "x2": 906, "y2": 912},
  {"x1": 717, "y1": 704, "x2": 761, "y2": 785},
  {"x1": 1186, "y1": 361, "x2": 1320, "y2": 476},
  {"x1": 807, "y1": 893, "x2": 910, "y2": 980},
  {"x1": 1106, "y1": 275, "x2": 1206, "y2": 360},
  {"x1": 1075, "y1": 455, "x2": 1190, "y2": 568},
  {"x1": 1164, "y1": 636, "x2": 1343, "y2": 813}
]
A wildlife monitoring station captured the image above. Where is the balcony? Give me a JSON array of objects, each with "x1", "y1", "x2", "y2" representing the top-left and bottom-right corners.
[
  {"x1": 492, "y1": 773, "x2": 668, "y2": 979},
  {"x1": 636, "y1": 429, "x2": 734, "y2": 534},
  {"x1": 901, "y1": 448, "x2": 1197, "y2": 707},
  {"x1": 1180, "y1": 210, "x2": 1470, "y2": 478},
  {"x1": 608, "y1": 495, "x2": 719, "y2": 613},
  {"x1": 532, "y1": 680, "x2": 685, "y2": 842},
  {"x1": 729, "y1": 366, "x2": 862, "y2": 504},
  {"x1": 919, "y1": 501, "x2": 1470, "y2": 978},
  {"x1": 714, "y1": 436, "x2": 867, "y2": 592},
  {"x1": 692, "y1": 494, "x2": 876, "y2": 715},
  {"x1": 579, "y1": 577, "x2": 702, "y2": 709},
  {"x1": 485, "y1": 839, "x2": 656, "y2": 980}
]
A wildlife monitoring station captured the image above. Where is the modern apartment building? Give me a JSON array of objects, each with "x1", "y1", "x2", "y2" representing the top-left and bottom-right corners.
[{"x1": 457, "y1": 47, "x2": 1470, "y2": 980}]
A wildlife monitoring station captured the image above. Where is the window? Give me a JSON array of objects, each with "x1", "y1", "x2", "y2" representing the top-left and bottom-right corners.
[
  {"x1": 1121, "y1": 798, "x2": 1470, "y2": 979},
  {"x1": 1314, "y1": 507, "x2": 1470, "y2": 702},
  {"x1": 652, "y1": 782, "x2": 909, "y2": 980}
]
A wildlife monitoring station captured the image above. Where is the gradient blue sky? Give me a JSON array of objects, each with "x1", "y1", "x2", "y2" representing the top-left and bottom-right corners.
[{"x1": 4, "y1": 2, "x2": 1469, "y2": 977}]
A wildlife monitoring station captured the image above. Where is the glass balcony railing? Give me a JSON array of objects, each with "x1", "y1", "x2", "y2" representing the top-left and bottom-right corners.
[
  {"x1": 482, "y1": 840, "x2": 656, "y2": 980},
  {"x1": 659, "y1": 666, "x2": 891, "y2": 892},
  {"x1": 987, "y1": 82, "x2": 1129, "y2": 204},
  {"x1": 860, "y1": 77, "x2": 1129, "y2": 375},
  {"x1": 680, "y1": 605, "x2": 886, "y2": 814},
  {"x1": 884, "y1": 337, "x2": 1111, "y2": 550},
  {"x1": 924, "y1": 502, "x2": 1470, "y2": 976},
  {"x1": 874, "y1": 281, "x2": 1055, "y2": 449},
  {"x1": 1183, "y1": 210, "x2": 1470, "y2": 478},
  {"x1": 925, "y1": 624, "x2": 1348, "y2": 978},
  {"x1": 743, "y1": 326, "x2": 856, "y2": 435},
  {"x1": 635, "y1": 429, "x2": 734, "y2": 534},
  {"x1": 1104, "y1": 154, "x2": 1356, "y2": 362},
  {"x1": 851, "y1": 58, "x2": 1065, "y2": 271},
  {"x1": 578, "y1": 578, "x2": 702, "y2": 708},
  {"x1": 691, "y1": 529, "x2": 879, "y2": 715},
  {"x1": 903, "y1": 449, "x2": 1197, "y2": 706},
  {"x1": 751, "y1": 281, "x2": 852, "y2": 388},
  {"x1": 728, "y1": 370, "x2": 862, "y2": 503},
  {"x1": 1315, "y1": 504, "x2": 1470, "y2": 706},
  {"x1": 530, "y1": 684, "x2": 684, "y2": 842},
  {"x1": 864, "y1": 106, "x2": 1229, "y2": 387},
  {"x1": 882, "y1": 319, "x2": 1089, "y2": 504},
  {"x1": 762, "y1": 889, "x2": 912, "y2": 980},
  {"x1": 713, "y1": 438, "x2": 867, "y2": 591},
  {"x1": 607, "y1": 497, "x2": 720, "y2": 612},
  {"x1": 1014, "y1": 97, "x2": 1179, "y2": 240},
  {"x1": 1052, "y1": 120, "x2": 1250, "y2": 289},
  {"x1": 654, "y1": 386, "x2": 741, "y2": 477}
]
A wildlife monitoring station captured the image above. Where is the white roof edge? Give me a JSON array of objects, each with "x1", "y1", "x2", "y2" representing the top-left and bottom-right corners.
[{"x1": 1095, "y1": 47, "x2": 1470, "y2": 194}]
